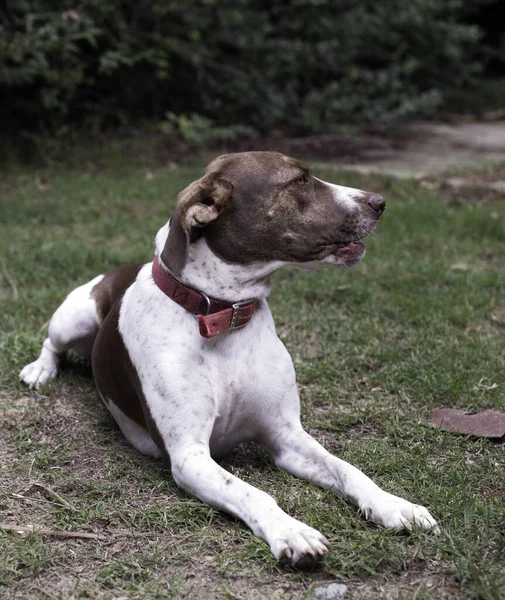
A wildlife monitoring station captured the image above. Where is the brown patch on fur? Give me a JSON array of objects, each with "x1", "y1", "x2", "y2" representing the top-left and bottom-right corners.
[
  {"x1": 90, "y1": 264, "x2": 143, "y2": 323},
  {"x1": 90, "y1": 264, "x2": 167, "y2": 457},
  {"x1": 162, "y1": 172, "x2": 233, "y2": 274},
  {"x1": 92, "y1": 300, "x2": 167, "y2": 457}
]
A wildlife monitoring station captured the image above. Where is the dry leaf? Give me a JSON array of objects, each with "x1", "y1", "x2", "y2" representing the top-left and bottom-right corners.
[
  {"x1": 428, "y1": 408, "x2": 505, "y2": 439},
  {"x1": 450, "y1": 263, "x2": 469, "y2": 271}
]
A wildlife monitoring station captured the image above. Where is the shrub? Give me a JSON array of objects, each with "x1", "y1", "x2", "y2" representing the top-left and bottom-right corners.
[{"x1": 0, "y1": 0, "x2": 496, "y2": 136}]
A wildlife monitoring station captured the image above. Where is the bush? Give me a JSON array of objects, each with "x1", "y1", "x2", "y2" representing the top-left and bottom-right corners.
[
  {"x1": 159, "y1": 112, "x2": 256, "y2": 147},
  {"x1": 0, "y1": 0, "x2": 496, "y2": 136}
]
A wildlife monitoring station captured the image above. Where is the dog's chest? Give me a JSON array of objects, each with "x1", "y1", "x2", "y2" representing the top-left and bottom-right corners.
[
  {"x1": 203, "y1": 331, "x2": 295, "y2": 452},
  {"x1": 119, "y1": 267, "x2": 297, "y2": 454}
]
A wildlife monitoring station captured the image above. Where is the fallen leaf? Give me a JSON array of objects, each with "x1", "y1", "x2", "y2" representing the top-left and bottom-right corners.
[
  {"x1": 428, "y1": 408, "x2": 505, "y2": 439},
  {"x1": 450, "y1": 263, "x2": 469, "y2": 271}
]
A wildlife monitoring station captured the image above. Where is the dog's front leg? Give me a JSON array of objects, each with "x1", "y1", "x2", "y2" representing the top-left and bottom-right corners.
[
  {"x1": 169, "y1": 443, "x2": 328, "y2": 567},
  {"x1": 264, "y1": 426, "x2": 439, "y2": 533}
]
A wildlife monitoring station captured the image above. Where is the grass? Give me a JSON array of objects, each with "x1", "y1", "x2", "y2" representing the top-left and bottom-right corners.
[{"x1": 1, "y1": 153, "x2": 505, "y2": 599}]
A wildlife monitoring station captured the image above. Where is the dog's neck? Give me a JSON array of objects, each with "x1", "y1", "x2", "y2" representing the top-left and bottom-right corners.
[{"x1": 155, "y1": 222, "x2": 282, "y2": 302}]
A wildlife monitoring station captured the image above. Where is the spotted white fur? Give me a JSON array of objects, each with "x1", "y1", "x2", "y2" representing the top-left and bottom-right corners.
[{"x1": 20, "y1": 174, "x2": 438, "y2": 568}]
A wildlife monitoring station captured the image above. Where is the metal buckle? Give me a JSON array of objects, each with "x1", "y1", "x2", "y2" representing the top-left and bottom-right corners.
[
  {"x1": 198, "y1": 290, "x2": 211, "y2": 315},
  {"x1": 230, "y1": 299, "x2": 256, "y2": 329}
]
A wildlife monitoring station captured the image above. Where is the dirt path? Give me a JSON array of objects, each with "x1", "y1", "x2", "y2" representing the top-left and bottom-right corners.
[{"x1": 342, "y1": 121, "x2": 505, "y2": 179}]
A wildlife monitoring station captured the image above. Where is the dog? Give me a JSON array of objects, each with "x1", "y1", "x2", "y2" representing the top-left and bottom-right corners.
[{"x1": 20, "y1": 152, "x2": 438, "y2": 568}]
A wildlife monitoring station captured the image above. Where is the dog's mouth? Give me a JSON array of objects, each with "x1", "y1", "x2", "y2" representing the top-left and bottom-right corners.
[{"x1": 320, "y1": 240, "x2": 366, "y2": 266}]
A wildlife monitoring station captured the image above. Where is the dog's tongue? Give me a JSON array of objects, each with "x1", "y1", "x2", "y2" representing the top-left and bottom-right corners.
[{"x1": 333, "y1": 241, "x2": 364, "y2": 253}]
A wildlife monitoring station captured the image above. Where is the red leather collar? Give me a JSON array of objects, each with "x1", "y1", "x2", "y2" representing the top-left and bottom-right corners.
[{"x1": 151, "y1": 256, "x2": 258, "y2": 338}]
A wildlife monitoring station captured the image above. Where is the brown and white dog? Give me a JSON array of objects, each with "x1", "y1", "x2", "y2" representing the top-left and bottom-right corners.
[{"x1": 20, "y1": 152, "x2": 438, "y2": 568}]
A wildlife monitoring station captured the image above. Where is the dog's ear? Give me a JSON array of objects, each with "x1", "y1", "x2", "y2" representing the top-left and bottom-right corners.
[{"x1": 161, "y1": 172, "x2": 233, "y2": 275}]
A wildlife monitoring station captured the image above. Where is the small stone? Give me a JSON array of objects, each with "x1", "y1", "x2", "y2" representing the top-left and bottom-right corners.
[{"x1": 313, "y1": 582, "x2": 348, "y2": 599}]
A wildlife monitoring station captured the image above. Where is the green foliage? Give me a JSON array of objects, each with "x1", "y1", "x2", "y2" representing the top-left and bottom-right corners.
[
  {"x1": 159, "y1": 112, "x2": 256, "y2": 147},
  {"x1": 0, "y1": 0, "x2": 496, "y2": 135}
]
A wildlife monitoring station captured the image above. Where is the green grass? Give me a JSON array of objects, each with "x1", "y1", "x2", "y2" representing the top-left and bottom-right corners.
[{"x1": 1, "y1": 157, "x2": 505, "y2": 599}]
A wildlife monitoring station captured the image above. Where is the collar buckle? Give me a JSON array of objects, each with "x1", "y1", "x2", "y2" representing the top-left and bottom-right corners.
[{"x1": 230, "y1": 299, "x2": 258, "y2": 329}]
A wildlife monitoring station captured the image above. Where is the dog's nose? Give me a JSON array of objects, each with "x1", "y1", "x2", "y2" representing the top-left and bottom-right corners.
[{"x1": 367, "y1": 194, "x2": 386, "y2": 216}]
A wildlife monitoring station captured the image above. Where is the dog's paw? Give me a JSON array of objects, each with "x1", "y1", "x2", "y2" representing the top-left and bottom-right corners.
[
  {"x1": 19, "y1": 359, "x2": 58, "y2": 389},
  {"x1": 270, "y1": 519, "x2": 329, "y2": 569},
  {"x1": 361, "y1": 491, "x2": 439, "y2": 534}
]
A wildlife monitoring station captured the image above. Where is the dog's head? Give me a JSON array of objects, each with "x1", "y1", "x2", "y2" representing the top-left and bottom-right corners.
[{"x1": 162, "y1": 152, "x2": 385, "y2": 275}]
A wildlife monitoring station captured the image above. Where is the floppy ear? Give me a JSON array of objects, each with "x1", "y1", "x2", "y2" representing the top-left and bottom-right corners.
[{"x1": 161, "y1": 172, "x2": 233, "y2": 275}]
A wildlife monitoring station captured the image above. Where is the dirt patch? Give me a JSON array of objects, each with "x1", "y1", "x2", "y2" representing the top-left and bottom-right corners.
[
  {"x1": 416, "y1": 165, "x2": 505, "y2": 206},
  {"x1": 451, "y1": 163, "x2": 505, "y2": 184},
  {"x1": 349, "y1": 564, "x2": 459, "y2": 600},
  {"x1": 440, "y1": 184, "x2": 504, "y2": 206}
]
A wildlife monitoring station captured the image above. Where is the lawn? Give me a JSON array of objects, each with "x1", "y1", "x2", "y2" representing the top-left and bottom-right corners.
[{"x1": 1, "y1": 153, "x2": 505, "y2": 599}]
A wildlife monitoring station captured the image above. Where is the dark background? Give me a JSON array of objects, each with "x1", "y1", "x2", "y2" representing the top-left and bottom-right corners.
[{"x1": 1, "y1": 0, "x2": 504, "y2": 150}]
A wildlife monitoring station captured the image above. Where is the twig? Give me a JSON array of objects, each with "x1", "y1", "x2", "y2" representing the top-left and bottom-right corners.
[
  {"x1": 1, "y1": 261, "x2": 19, "y2": 300},
  {"x1": 13, "y1": 482, "x2": 76, "y2": 510},
  {"x1": 28, "y1": 457, "x2": 36, "y2": 479},
  {"x1": 0, "y1": 522, "x2": 160, "y2": 541},
  {"x1": 32, "y1": 482, "x2": 77, "y2": 510},
  {"x1": 11, "y1": 493, "x2": 67, "y2": 509},
  {"x1": 1, "y1": 523, "x2": 113, "y2": 540}
]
